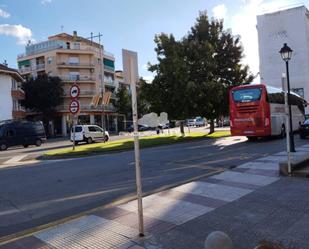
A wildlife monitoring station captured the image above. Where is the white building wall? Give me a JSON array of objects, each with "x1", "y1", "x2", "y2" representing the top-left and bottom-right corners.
[
  {"x1": 0, "y1": 74, "x2": 13, "y2": 121},
  {"x1": 257, "y1": 6, "x2": 309, "y2": 113}
]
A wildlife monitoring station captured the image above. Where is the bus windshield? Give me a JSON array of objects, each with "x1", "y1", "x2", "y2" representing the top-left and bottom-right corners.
[{"x1": 232, "y1": 88, "x2": 262, "y2": 103}]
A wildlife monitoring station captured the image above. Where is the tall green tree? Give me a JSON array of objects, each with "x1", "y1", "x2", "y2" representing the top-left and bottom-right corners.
[
  {"x1": 115, "y1": 79, "x2": 150, "y2": 120},
  {"x1": 22, "y1": 74, "x2": 64, "y2": 132},
  {"x1": 145, "y1": 11, "x2": 254, "y2": 134}
]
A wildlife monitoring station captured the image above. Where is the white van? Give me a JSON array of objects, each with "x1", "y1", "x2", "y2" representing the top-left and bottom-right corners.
[{"x1": 71, "y1": 125, "x2": 109, "y2": 145}]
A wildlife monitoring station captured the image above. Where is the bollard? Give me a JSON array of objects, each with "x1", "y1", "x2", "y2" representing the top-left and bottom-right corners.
[{"x1": 204, "y1": 231, "x2": 233, "y2": 249}]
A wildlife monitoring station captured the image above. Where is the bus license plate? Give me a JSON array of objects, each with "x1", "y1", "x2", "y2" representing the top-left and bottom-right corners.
[{"x1": 244, "y1": 131, "x2": 254, "y2": 134}]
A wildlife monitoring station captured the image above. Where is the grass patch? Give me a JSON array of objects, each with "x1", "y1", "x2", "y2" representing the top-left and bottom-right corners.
[{"x1": 43, "y1": 130, "x2": 230, "y2": 159}]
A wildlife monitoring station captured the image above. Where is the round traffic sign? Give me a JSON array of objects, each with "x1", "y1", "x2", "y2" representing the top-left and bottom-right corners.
[
  {"x1": 69, "y1": 99, "x2": 80, "y2": 114},
  {"x1": 70, "y1": 84, "x2": 80, "y2": 98}
]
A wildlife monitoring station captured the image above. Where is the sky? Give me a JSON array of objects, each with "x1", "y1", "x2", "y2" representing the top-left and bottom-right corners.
[{"x1": 0, "y1": 0, "x2": 306, "y2": 82}]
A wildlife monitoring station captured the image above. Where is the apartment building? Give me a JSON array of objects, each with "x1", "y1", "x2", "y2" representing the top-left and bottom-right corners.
[
  {"x1": 0, "y1": 63, "x2": 25, "y2": 121},
  {"x1": 257, "y1": 5, "x2": 309, "y2": 113},
  {"x1": 17, "y1": 31, "x2": 118, "y2": 136}
]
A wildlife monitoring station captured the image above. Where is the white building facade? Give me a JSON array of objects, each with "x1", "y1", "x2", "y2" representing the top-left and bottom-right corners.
[
  {"x1": 0, "y1": 64, "x2": 25, "y2": 121},
  {"x1": 257, "y1": 5, "x2": 309, "y2": 113}
]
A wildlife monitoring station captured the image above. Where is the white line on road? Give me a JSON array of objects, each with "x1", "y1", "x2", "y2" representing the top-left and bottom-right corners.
[{"x1": 3, "y1": 155, "x2": 28, "y2": 165}]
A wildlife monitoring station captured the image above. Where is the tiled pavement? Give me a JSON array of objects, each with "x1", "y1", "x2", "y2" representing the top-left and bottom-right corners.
[{"x1": 1, "y1": 145, "x2": 309, "y2": 249}]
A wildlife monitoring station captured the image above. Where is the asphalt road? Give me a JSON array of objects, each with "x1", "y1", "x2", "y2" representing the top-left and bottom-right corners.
[{"x1": 0, "y1": 135, "x2": 307, "y2": 238}]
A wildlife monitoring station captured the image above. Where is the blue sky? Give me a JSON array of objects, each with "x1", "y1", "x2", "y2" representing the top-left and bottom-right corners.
[{"x1": 0, "y1": 0, "x2": 304, "y2": 80}]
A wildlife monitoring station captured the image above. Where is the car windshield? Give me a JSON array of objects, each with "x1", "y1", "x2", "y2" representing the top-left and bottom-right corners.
[{"x1": 232, "y1": 88, "x2": 262, "y2": 103}]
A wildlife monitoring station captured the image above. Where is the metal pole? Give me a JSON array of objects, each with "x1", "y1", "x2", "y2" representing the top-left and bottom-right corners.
[
  {"x1": 73, "y1": 115, "x2": 76, "y2": 151},
  {"x1": 98, "y1": 33, "x2": 106, "y2": 136},
  {"x1": 286, "y1": 60, "x2": 296, "y2": 152},
  {"x1": 130, "y1": 59, "x2": 144, "y2": 237},
  {"x1": 282, "y1": 75, "x2": 291, "y2": 174}
]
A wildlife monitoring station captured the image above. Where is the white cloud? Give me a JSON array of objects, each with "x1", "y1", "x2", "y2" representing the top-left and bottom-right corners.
[
  {"x1": 0, "y1": 8, "x2": 10, "y2": 18},
  {"x1": 41, "y1": 0, "x2": 52, "y2": 4},
  {"x1": 230, "y1": 0, "x2": 296, "y2": 76},
  {"x1": 142, "y1": 64, "x2": 148, "y2": 70},
  {"x1": 0, "y1": 24, "x2": 34, "y2": 45},
  {"x1": 212, "y1": 4, "x2": 228, "y2": 20},
  {"x1": 142, "y1": 75, "x2": 154, "y2": 84}
]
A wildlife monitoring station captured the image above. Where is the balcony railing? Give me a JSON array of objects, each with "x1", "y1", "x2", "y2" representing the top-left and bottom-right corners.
[
  {"x1": 18, "y1": 46, "x2": 99, "y2": 59},
  {"x1": 103, "y1": 51, "x2": 114, "y2": 58},
  {"x1": 36, "y1": 64, "x2": 45, "y2": 70},
  {"x1": 57, "y1": 62, "x2": 95, "y2": 68},
  {"x1": 13, "y1": 105, "x2": 26, "y2": 112},
  {"x1": 60, "y1": 75, "x2": 95, "y2": 82},
  {"x1": 19, "y1": 67, "x2": 31, "y2": 74},
  {"x1": 64, "y1": 90, "x2": 97, "y2": 96}
]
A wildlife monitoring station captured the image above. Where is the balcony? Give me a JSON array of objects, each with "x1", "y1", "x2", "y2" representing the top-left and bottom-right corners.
[
  {"x1": 18, "y1": 46, "x2": 97, "y2": 59},
  {"x1": 11, "y1": 87, "x2": 25, "y2": 100},
  {"x1": 56, "y1": 103, "x2": 116, "y2": 112},
  {"x1": 104, "y1": 65, "x2": 115, "y2": 72},
  {"x1": 36, "y1": 63, "x2": 45, "y2": 71},
  {"x1": 12, "y1": 105, "x2": 26, "y2": 119},
  {"x1": 60, "y1": 75, "x2": 96, "y2": 83},
  {"x1": 19, "y1": 67, "x2": 31, "y2": 74},
  {"x1": 104, "y1": 77, "x2": 115, "y2": 86},
  {"x1": 103, "y1": 51, "x2": 114, "y2": 59},
  {"x1": 57, "y1": 62, "x2": 95, "y2": 69}
]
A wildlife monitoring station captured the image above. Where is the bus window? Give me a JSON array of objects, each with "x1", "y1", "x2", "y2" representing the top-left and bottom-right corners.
[{"x1": 232, "y1": 88, "x2": 262, "y2": 103}]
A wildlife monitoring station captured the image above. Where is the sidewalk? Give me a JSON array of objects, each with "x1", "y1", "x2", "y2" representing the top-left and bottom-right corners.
[{"x1": 1, "y1": 144, "x2": 309, "y2": 249}]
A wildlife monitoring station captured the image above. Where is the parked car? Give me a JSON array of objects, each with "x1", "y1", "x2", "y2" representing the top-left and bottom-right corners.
[
  {"x1": 71, "y1": 125, "x2": 109, "y2": 145},
  {"x1": 195, "y1": 117, "x2": 206, "y2": 127},
  {"x1": 158, "y1": 123, "x2": 170, "y2": 129},
  {"x1": 299, "y1": 119, "x2": 309, "y2": 139},
  {"x1": 186, "y1": 119, "x2": 196, "y2": 127},
  {"x1": 127, "y1": 124, "x2": 150, "y2": 132},
  {"x1": 0, "y1": 120, "x2": 46, "y2": 150}
]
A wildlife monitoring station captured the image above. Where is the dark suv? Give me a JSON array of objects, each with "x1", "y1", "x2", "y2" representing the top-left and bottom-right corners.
[{"x1": 0, "y1": 120, "x2": 46, "y2": 150}]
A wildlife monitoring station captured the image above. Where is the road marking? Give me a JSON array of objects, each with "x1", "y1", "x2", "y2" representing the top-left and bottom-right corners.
[{"x1": 3, "y1": 155, "x2": 28, "y2": 165}]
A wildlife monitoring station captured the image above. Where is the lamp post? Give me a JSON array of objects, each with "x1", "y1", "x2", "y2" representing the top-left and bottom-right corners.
[{"x1": 279, "y1": 43, "x2": 295, "y2": 152}]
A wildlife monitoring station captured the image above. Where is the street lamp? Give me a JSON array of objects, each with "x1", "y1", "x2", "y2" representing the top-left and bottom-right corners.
[{"x1": 279, "y1": 43, "x2": 295, "y2": 152}]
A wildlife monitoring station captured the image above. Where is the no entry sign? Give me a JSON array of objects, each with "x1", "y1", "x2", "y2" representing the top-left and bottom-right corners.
[
  {"x1": 70, "y1": 84, "x2": 80, "y2": 98},
  {"x1": 69, "y1": 99, "x2": 80, "y2": 114}
]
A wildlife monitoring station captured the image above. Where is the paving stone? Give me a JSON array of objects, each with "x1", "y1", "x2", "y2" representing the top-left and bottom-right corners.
[
  {"x1": 211, "y1": 171, "x2": 278, "y2": 186},
  {"x1": 172, "y1": 181, "x2": 253, "y2": 202}
]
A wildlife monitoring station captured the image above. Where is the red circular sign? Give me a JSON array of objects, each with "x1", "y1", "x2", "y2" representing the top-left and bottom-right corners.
[
  {"x1": 70, "y1": 84, "x2": 80, "y2": 99},
  {"x1": 69, "y1": 100, "x2": 80, "y2": 114}
]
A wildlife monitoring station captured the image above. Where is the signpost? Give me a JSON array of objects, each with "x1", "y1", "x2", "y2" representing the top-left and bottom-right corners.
[
  {"x1": 69, "y1": 84, "x2": 80, "y2": 151},
  {"x1": 123, "y1": 49, "x2": 144, "y2": 236}
]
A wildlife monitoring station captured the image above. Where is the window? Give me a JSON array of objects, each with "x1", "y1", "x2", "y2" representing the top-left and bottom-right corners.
[
  {"x1": 6, "y1": 129, "x2": 15, "y2": 137},
  {"x1": 73, "y1": 42, "x2": 80, "y2": 49},
  {"x1": 95, "y1": 126, "x2": 103, "y2": 132},
  {"x1": 66, "y1": 42, "x2": 70, "y2": 49},
  {"x1": 11, "y1": 78, "x2": 17, "y2": 90},
  {"x1": 68, "y1": 57, "x2": 79, "y2": 65},
  {"x1": 88, "y1": 126, "x2": 97, "y2": 132},
  {"x1": 47, "y1": 57, "x2": 52, "y2": 64},
  {"x1": 292, "y1": 88, "x2": 304, "y2": 98},
  {"x1": 232, "y1": 88, "x2": 262, "y2": 103}
]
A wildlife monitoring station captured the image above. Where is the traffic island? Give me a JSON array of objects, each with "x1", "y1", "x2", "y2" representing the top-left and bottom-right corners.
[{"x1": 40, "y1": 131, "x2": 231, "y2": 160}]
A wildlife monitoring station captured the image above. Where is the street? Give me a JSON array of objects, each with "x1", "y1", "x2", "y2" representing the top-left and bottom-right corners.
[{"x1": 0, "y1": 134, "x2": 307, "y2": 238}]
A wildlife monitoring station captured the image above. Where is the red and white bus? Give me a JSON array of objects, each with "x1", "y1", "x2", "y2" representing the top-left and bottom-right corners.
[{"x1": 229, "y1": 84, "x2": 306, "y2": 139}]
